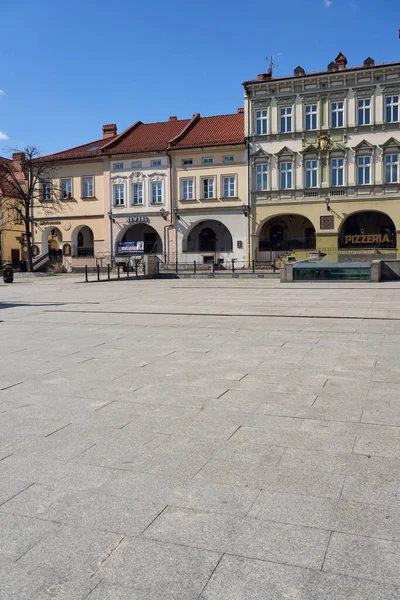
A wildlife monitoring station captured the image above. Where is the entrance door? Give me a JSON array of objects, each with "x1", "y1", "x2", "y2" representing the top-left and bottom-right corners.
[
  {"x1": 269, "y1": 224, "x2": 284, "y2": 248},
  {"x1": 143, "y1": 232, "x2": 158, "y2": 254},
  {"x1": 11, "y1": 249, "x2": 20, "y2": 268},
  {"x1": 199, "y1": 228, "x2": 216, "y2": 252}
]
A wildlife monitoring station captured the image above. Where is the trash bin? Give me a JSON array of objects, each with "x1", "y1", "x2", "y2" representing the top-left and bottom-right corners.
[
  {"x1": 2, "y1": 264, "x2": 13, "y2": 283},
  {"x1": 19, "y1": 260, "x2": 27, "y2": 272}
]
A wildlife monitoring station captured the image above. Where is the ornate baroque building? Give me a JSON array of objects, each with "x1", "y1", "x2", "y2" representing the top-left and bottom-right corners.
[{"x1": 244, "y1": 53, "x2": 400, "y2": 259}]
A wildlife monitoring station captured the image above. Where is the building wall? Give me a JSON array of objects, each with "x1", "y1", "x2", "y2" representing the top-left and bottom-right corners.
[
  {"x1": 173, "y1": 145, "x2": 249, "y2": 263},
  {"x1": 245, "y1": 61, "x2": 400, "y2": 257},
  {"x1": 34, "y1": 158, "x2": 107, "y2": 259},
  {"x1": 108, "y1": 153, "x2": 173, "y2": 261}
]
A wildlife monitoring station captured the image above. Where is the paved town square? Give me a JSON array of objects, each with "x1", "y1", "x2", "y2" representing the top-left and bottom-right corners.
[{"x1": 2, "y1": 276, "x2": 400, "y2": 598}]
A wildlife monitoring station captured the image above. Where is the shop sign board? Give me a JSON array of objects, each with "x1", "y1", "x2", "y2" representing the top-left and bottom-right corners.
[
  {"x1": 118, "y1": 241, "x2": 144, "y2": 254},
  {"x1": 344, "y1": 234, "x2": 391, "y2": 244}
]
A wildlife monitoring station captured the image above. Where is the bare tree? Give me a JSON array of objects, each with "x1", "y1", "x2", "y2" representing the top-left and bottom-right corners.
[{"x1": 0, "y1": 146, "x2": 62, "y2": 271}]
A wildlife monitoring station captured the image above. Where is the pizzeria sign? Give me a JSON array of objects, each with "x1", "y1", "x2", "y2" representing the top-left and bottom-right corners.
[{"x1": 344, "y1": 234, "x2": 392, "y2": 244}]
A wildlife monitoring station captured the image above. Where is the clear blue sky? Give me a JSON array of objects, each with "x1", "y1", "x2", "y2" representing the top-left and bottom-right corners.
[{"x1": 1, "y1": 0, "x2": 399, "y2": 155}]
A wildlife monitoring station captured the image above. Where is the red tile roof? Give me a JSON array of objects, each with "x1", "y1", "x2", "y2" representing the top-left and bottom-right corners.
[
  {"x1": 103, "y1": 118, "x2": 192, "y2": 155},
  {"x1": 41, "y1": 137, "x2": 116, "y2": 161},
  {"x1": 40, "y1": 112, "x2": 245, "y2": 162},
  {"x1": 169, "y1": 113, "x2": 244, "y2": 149}
]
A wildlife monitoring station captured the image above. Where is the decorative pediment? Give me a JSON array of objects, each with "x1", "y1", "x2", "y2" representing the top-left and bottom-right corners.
[
  {"x1": 353, "y1": 139, "x2": 375, "y2": 152},
  {"x1": 329, "y1": 142, "x2": 347, "y2": 153},
  {"x1": 381, "y1": 137, "x2": 400, "y2": 150},
  {"x1": 111, "y1": 176, "x2": 127, "y2": 184},
  {"x1": 129, "y1": 171, "x2": 146, "y2": 181},
  {"x1": 381, "y1": 85, "x2": 400, "y2": 94},
  {"x1": 276, "y1": 95, "x2": 296, "y2": 106},
  {"x1": 353, "y1": 86, "x2": 375, "y2": 98},
  {"x1": 301, "y1": 144, "x2": 318, "y2": 155},
  {"x1": 252, "y1": 148, "x2": 269, "y2": 161},
  {"x1": 148, "y1": 172, "x2": 166, "y2": 182},
  {"x1": 276, "y1": 146, "x2": 295, "y2": 158}
]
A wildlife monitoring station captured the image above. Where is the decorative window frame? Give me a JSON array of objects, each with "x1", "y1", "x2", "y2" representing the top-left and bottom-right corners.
[
  {"x1": 300, "y1": 94, "x2": 321, "y2": 131},
  {"x1": 353, "y1": 140, "x2": 375, "y2": 186},
  {"x1": 253, "y1": 101, "x2": 271, "y2": 136},
  {"x1": 353, "y1": 87, "x2": 375, "y2": 127},
  {"x1": 200, "y1": 175, "x2": 216, "y2": 200},
  {"x1": 130, "y1": 174, "x2": 145, "y2": 206},
  {"x1": 60, "y1": 177, "x2": 73, "y2": 200},
  {"x1": 382, "y1": 85, "x2": 400, "y2": 125},
  {"x1": 252, "y1": 149, "x2": 270, "y2": 192},
  {"x1": 112, "y1": 180, "x2": 126, "y2": 207},
  {"x1": 381, "y1": 137, "x2": 400, "y2": 184},
  {"x1": 302, "y1": 151, "x2": 319, "y2": 189},
  {"x1": 328, "y1": 92, "x2": 347, "y2": 129},
  {"x1": 276, "y1": 146, "x2": 296, "y2": 190},
  {"x1": 276, "y1": 96, "x2": 296, "y2": 133},
  {"x1": 148, "y1": 172, "x2": 166, "y2": 205},
  {"x1": 328, "y1": 148, "x2": 347, "y2": 187},
  {"x1": 82, "y1": 175, "x2": 95, "y2": 199},
  {"x1": 180, "y1": 177, "x2": 196, "y2": 201},
  {"x1": 220, "y1": 173, "x2": 237, "y2": 199}
]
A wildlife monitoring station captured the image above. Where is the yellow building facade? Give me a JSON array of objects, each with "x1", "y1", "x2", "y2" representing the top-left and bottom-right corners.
[{"x1": 244, "y1": 53, "x2": 400, "y2": 260}]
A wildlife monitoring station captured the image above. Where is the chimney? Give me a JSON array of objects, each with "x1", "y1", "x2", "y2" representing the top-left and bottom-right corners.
[
  {"x1": 364, "y1": 57, "x2": 375, "y2": 67},
  {"x1": 237, "y1": 108, "x2": 244, "y2": 114},
  {"x1": 12, "y1": 151, "x2": 25, "y2": 163},
  {"x1": 335, "y1": 52, "x2": 347, "y2": 71},
  {"x1": 102, "y1": 124, "x2": 117, "y2": 139},
  {"x1": 328, "y1": 61, "x2": 337, "y2": 72},
  {"x1": 294, "y1": 66, "x2": 305, "y2": 77},
  {"x1": 257, "y1": 72, "x2": 272, "y2": 81},
  {"x1": 169, "y1": 116, "x2": 177, "y2": 121}
]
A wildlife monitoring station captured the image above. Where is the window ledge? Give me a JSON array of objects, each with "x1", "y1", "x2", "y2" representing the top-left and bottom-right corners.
[{"x1": 81, "y1": 196, "x2": 97, "y2": 201}]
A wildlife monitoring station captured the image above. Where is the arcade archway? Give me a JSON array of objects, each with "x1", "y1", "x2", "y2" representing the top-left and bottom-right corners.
[
  {"x1": 184, "y1": 220, "x2": 233, "y2": 253},
  {"x1": 258, "y1": 215, "x2": 316, "y2": 251},
  {"x1": 117, "y1": 223, "x2": 162, "y2": 255},
  {"x1": 339, "y1": 211, "x2": 396, "y2": 248}
]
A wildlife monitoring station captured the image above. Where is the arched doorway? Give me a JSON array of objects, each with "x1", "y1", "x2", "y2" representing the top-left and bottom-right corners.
[
  {"x1": 339, "y1": 211, "x2": 396, "y2": 249},
  {"x1": 259, "y1": 215, "x2": 316, "y2": 251},
  {"x1": 117, "y1": 223, "x2": 162, "y2": 256},
  {"x1": 46, "y1": 227, "x2": 63, "y2": 257},
  {"x1": 184, "y1": 220, "x2": 233, "y2": 253},
  {"x1": 71, "y1": 225, "x2": 95, "y2": 257}
]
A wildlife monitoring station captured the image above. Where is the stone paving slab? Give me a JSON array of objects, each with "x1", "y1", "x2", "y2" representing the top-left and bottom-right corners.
[{"x1": 2, "y1": 276, "x2": 400, "y2": 597}]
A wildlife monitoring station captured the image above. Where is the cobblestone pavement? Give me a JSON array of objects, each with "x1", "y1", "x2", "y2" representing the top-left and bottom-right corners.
[{"x1": 1, "y1": 275, "x2": 400, "y2": 599}]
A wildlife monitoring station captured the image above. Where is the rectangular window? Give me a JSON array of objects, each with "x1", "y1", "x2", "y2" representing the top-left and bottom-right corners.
[
  {"x1": 357, "y1": 156, "x2": 371, "y2": 185},
  {"x1": 131, "y1": 182, "x2": 143, "y2": 205},
  {"x1": 305, "y1": 104, "x2": 317, "y2": 130},
  {"x1": 331, "y1": 158, "x2": 344, "y2": 186},
  {"x1": 151, "y1": 159, "x2": 162, "y2": 167},
  {"x1": 41, "y1": 180, "x2": 51, "y2": 201},
  {"x1": 131, "y1": 161, "x2": 142, "y2": 168},
  {"x1": 256, "y1": 163, "x2": 268, "y2": 191},
  {"x1": 182, "y1": 179, "x2": 194, "y2": 200},
  {"x1": 280, "y1": 107, "x2": 292, "y2": 133},
  {"x1": 202, "y1": 177, "x2": 215, "y2": 199},
  {"x1": 61, "y1": 178, "x2": 72, "y2": 199},
  {"x1": 386, "y1": 96, "x2": 399, "y2": 123},
  {"x1": 223, "y1": 155, "x2": 234, "y2": 162},
  {"x1": 113, "y1": 162, "x2": 124, "y2": 170},
  {"x1": 113, "y1": 184, "x2": 125, "y2": 206},
  {"x1": 255, "y1": 109, "x2": 268, "y2": 135},
  {"x1": 331, "y1": 101, "x2": 344, "y2": 128},
  {"x1": 358, "y1": 98, "x2": 371, "y2": 126},
  {"x1": 83, "y1": 177, "x2": 94, "y2": 198},
  {"x1": 305, "y1": 159, "x2": 318, "y2": 188},
  {"x1": 280, "y1": 162, "x2": 293, "y2": 190},
  {"x1": 151, "y1": 181, "x2": 163, "y2": 203},
  {"x1": 202, "y1": 157, "x2": 214, "y2": 164},
  {"x1": 385, "y1": 154, "x2": 399, "y2": 184},
  {"x1": 182, "y1": 159, "x2": 193, "y2": 166},
  {"x1": 223, "y1": 176, "x2": 235, "y2": 198}
]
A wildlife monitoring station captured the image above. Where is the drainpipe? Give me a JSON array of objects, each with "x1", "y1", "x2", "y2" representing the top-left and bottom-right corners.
[
  {"x1": 245, "y1": 88, "x2": 253, "y2": 263},
  {"x1": 166, "y1": 148, "x2": 175, "y2": 264}
]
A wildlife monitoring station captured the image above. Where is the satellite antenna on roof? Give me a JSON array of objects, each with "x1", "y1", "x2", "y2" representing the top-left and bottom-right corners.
[{"x1": 265, "y1": 54, "x2": 280, "y2": 76}]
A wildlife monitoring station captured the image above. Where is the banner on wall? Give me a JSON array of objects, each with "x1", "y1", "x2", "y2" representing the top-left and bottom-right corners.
[{"x1": 117, "y1": 241, "x2": 144, "y2": 254}]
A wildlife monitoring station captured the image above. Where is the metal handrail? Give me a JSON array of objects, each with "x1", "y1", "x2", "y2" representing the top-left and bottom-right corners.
[{"x1": 32, "y1": 252, "x2": 50, "y2": 270}]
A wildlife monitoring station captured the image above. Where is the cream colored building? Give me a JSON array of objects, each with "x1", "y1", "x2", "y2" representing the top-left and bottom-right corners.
[
  {"x1": 33, "y1": 125, "x2": 116, "y2": 270},
  {"x1": 170, "y1": 112, "x2": 249, "y2": 265}
]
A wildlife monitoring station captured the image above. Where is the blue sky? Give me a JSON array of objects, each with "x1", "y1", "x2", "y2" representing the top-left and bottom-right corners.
[{"x1": 1, "y1": 0, "x2": 398, "y2": 155}]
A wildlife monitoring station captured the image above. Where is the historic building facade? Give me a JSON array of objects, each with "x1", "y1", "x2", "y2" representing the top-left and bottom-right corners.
[
  {"x1": 0, "y1": 154, "x2": 26, "y2": 267},
  {"x1": 170, "y1": 111, "x2": 248, "y2": 265},
  {"x1": 244, "y1": 53, "x2": 400, "y2": 259},
  {"x1": 33, "y1": 124, "x2": 116, "y2": 270}
]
